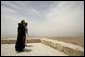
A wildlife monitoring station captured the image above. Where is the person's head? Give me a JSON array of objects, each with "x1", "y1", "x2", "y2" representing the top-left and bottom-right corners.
[{"x1": 21, "y1": 20, "x2": 25, "y2": 24}]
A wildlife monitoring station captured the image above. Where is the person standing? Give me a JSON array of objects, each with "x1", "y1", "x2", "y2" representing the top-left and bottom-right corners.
[{"x1": 15, "y1": 20, "x2": 27, "y2": 52}]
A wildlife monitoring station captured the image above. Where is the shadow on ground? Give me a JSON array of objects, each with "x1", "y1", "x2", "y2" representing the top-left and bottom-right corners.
[
  {"x1": 16, "y1": 45, "x2": 33, "y2": 53},
  {"x1": 24, "y1": 49, "x2": 32, "y2": 52},
  {"x1": 26, "y1": 45, "x2": 33, "y2": 47},
  {"x1": 16, "y1": 49, "x2": 32, "y2": 53}
]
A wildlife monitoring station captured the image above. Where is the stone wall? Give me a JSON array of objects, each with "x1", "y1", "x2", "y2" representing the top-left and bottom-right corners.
[
  {"x1": 40, "y1": 38, "x2": 84, "y2": 56},
  {"x1": 1, "y1": 38, "x2": 84, "y2": 56}
]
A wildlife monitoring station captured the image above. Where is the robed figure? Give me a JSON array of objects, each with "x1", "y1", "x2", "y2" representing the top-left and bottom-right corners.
[{"x1": 15, "y1": 20, "x2": 27, "y2": 52}]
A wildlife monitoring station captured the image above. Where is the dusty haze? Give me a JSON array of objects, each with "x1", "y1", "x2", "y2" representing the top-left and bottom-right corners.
[{"x1": 1, "y1": 1, "x2": 84, "y2": 38}]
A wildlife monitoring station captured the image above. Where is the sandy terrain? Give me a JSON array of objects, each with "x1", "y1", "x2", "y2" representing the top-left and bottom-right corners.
[
  {"x1": 1, "y1": 36, "x2": 84, "y2": 47},
  {"x1": 47, "y1": 36, "x2": 84, "y2": 47}
]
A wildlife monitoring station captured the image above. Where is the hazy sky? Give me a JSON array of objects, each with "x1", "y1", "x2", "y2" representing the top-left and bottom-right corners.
[{"x1": 1, "y1": 1, "x2": 84, "y2": 37}]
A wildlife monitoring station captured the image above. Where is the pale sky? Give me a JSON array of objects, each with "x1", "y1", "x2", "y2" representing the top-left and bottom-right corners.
[{"x1": 1, "y1": 1, "x2": 84, "y2": 37}]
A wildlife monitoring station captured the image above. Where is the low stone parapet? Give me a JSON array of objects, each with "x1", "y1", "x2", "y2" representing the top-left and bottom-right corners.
[
  {"x1": 1, "y1": 38, "x2": 41, "y2": 44},
  {"x1": 1, "y1": 38, "x2": 84, "y2": 56},
  {"x1": 40, "y1": 38, "x2": 84, "y2": 56}
]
